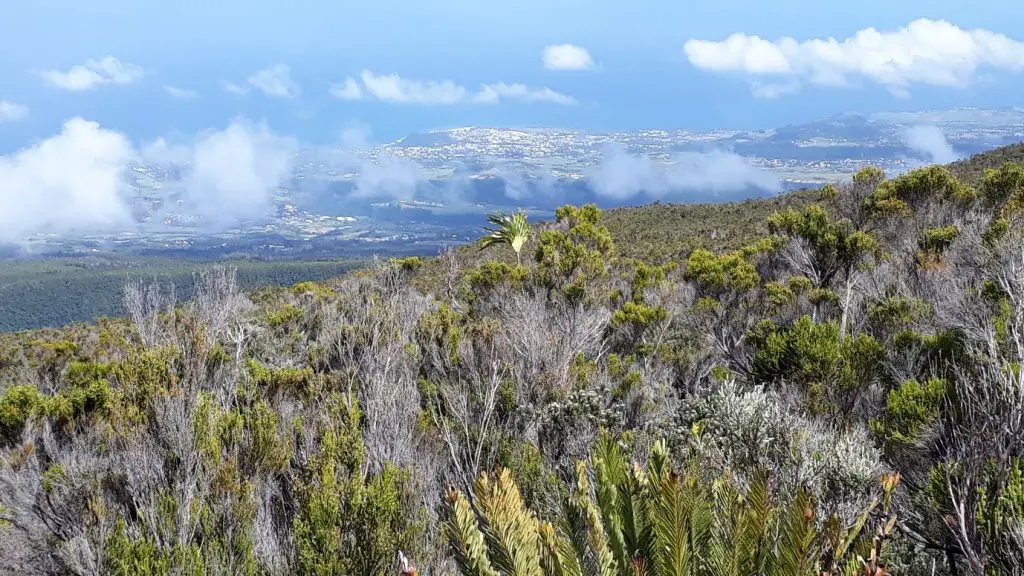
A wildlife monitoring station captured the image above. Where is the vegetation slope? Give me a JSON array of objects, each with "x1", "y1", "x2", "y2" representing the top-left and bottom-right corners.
[{"x1": 0, "y1": 143, "x2": 1023, "y2": 575}]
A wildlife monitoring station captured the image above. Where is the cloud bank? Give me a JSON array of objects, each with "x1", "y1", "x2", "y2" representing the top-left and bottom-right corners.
[
  {"x1": 179, "y1": 122, "x2": 296, "y2": 224},
  {"x1": 902, "y1": 125, "x2": 959, "y2": 164},
  {"x1": 0, "y1": 118, "x2": 296, "y2": 241},
  {"x1": 330, "y1": 71, "x2": 575, "y2": 105},
  {"x1": 0, "y1": 118, "x2": 136, "y2": 241},
  {"x1": 39, "y1": 56, "x2": 145, "y2": 91},
  {"x1": 225, "y1": 64, "x2": 301, "y2": 99},
  {"x1": 587, "y1": 146, "x2": 781, "y2": 200},
  {"x1": 0, "y1": 101, "x2": 28, "y2": 122},
  {"x1": 684, "y1": 19, "x2": 1024, "y2": 97},
  {"x1": 542, "y1": 44, "x2": 595, "y2": 71}
]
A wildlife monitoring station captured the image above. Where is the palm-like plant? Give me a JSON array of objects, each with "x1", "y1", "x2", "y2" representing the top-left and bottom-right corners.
[
  {"x1": 481, "y1": 210, "x2": 531, "y2": 266},
  {"x1": 444, "y1": 436, "x2": 899, "y2": 576}
]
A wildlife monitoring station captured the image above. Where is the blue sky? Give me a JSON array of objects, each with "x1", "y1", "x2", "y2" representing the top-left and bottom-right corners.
[{"x1": 1, "y1": 0, "x2": 1023, "y2": 148}]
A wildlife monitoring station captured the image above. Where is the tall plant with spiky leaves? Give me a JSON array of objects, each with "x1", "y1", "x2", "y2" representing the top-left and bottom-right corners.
[
  {"x1": 481, "y1": 210, "x2": 532, "y2": 266},
  {"x1": 444, "y1": 435, "x2": 900, "y2": 576}
]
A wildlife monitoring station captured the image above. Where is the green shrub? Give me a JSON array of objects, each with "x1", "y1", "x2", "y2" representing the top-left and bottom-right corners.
[
  {"x1": 0, "y1": 385, "x2": 46, "y2": 443},
  {"x1": 871, "y1": 378, "x2": 947, "y2": 450},
  {"x1": 751, "y1": 316, "x2": 884, "y2": 415},
  {"x1": 293, "y1": 395, "x2": 426, "y2": 576}
]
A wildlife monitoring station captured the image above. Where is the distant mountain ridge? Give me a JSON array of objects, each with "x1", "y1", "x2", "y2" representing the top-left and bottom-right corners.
[{"x1": 381, "y1": 107, "x2": 1024, "y2": 159}]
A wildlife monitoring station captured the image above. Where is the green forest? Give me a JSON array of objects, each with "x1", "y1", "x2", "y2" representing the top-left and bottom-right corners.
[
  {"x1": 2, "y1": 145, "x2": 1024, "y2": 575},
  {"x1": 0, "y1": 258, "x2": 363, "y2": 332}
]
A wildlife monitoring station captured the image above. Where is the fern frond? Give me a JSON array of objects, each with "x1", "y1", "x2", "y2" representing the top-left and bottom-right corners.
[
  {"x1": 539, "y1": 521, "x2": 583, "y2": 576},
  {"x1": 475, "y1": 469, "x2": 544, "y2": 576},
  {"x1": 446, "y1": 488, "x2": 501, "y2": 576},
  {"x1": 571, "y1": 462, "x2": 619, "y2": 576},
  {"x1": 651, "y1": 468, "x2": 694, "y2": 576},
  {"x1": 739, "y1": 472, "x2": 773, "y2": 576},
  {"x1": 687, "y1": 472, "x2": 714, "y2": 563},
  {"x1": 708, "y1": 478, "x2": 740, "y2": 576},
  {"x1": 769, "y1": 487, "x2": 819, "y2": 576},
  {"x1": 593, "y1": 437, "x2": 632, "y2": 576},
  {"x1": 559, "y1": 481, "x2": 594, "y2": 575}
]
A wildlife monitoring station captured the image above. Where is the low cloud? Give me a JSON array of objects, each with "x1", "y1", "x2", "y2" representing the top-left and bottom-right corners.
[
  {"x1": 0, "y1": 118, "x2": 136, "y2": 241},
  {"x1": 39, "y1": 56, "x2": 145, "y2": 91},
  {"x1": 684, "y1": 19, "x2": 1024, "y2": 97},
  {"x1": 352, "y1": 156, "x2": 423, "y2": 201},
  {"x1": 587, "y1": 145, "x2": 781, "y2": 200},
  {"x1": 0, "y1": 101, "x2": 28, "y2": 122},
  {"x1": 330, "y1": 70, "x2": 575, "y2": 105},
  {"x1": 492, "y1": 164, "x2": 560, "y2": 202},
  {"x1": 902, "y1": 125, "x2": 959, "y2": 164},
  {"x1": 164, "y1": 85, "x2": 199, "y2": 100},
  {"x1": 328, "y1": 125, "x2": 425, "y2": 201},
  {"x1": 226, "y1": 64, "x2": 301, "y2": 99},
  {"x1": 148, "y1": 121, "x2": 297, "y2": 225},
  {"x1": 542, "y1": 44, "x2": 596, "y2": 71},
  {"x1": 0, "y1": 118, "x2": 297, "y2": 241}
]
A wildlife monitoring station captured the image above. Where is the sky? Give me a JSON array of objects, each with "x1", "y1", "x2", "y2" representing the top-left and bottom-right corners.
[{"x1": 2, "y1": 0, "x2": 1024, "y2": 149}]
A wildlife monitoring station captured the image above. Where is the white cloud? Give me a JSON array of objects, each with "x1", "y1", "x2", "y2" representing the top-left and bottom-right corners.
[
  {"x1": 39, "y1": 56, "x2": 145, "y2": 91},
  {"x1": 358, "y1": 71, "x2": 468, "y2": 104},
  {"x1": 476, "y1": 82, "x2": 577, "y2": 105},
  {"x1": 542, "y1": 44, "x2": 596, "y2": 71},
  {"x1": 902, "y1": 125, "x2": 959, "y2": 164},
  {"x1": 0, "y1": 118, "x2": 135, "y2": 240},
  {"x1": 146, "y1": 121, "x2": 297, "y2": 225},
  {"x1": 247, "y1": 64, "x2": 301, "y2": 99},
  {"x1": 224, "y1": 65, "x2": 301, "y2": 99},
  {"x1": 684, "y1": 19, "x2": 1024, "y2": 96},
  {"x1": 329, "y1": 77, "x2": 364, "y2": 101},
  {"x1": 686, "y1": 34, "x2": 791, "y2": 75},
  {"x1": 223, "y1": 82, "x2": 249, "y2": 95},
  {"x1": 0, "y1": 117, "x2": 298, "y2": 241},
  {"x1": 587, "y1": 145, "x2": 780, "y2": 200},
  {"x1": 0, "y1": 101, "x2": 28, "y2": 122},
  {"x1": 164, "y1": 85, "x2": 198, "y2": 100},
  {"x1": 329, "y1": 70, "x2": 575, "y2": 105}
]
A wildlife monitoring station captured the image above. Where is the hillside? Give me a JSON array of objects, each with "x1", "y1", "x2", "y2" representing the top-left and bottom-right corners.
[
  {"x1": 602, "y1": 189, "x2": 823, "y2": 261},
  {"x1": 3, "y1": 150, "x2": 1024, "y2": 573},
  {"x1": 948, "y1": 141, "x2": 1024, "y2": 185},
  {"x1": 605, "y1": 141, "x2": 1024, "y2": 262},
  {"x1": 410, "y1": 188, "x2": 824, "y2": 291}
]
